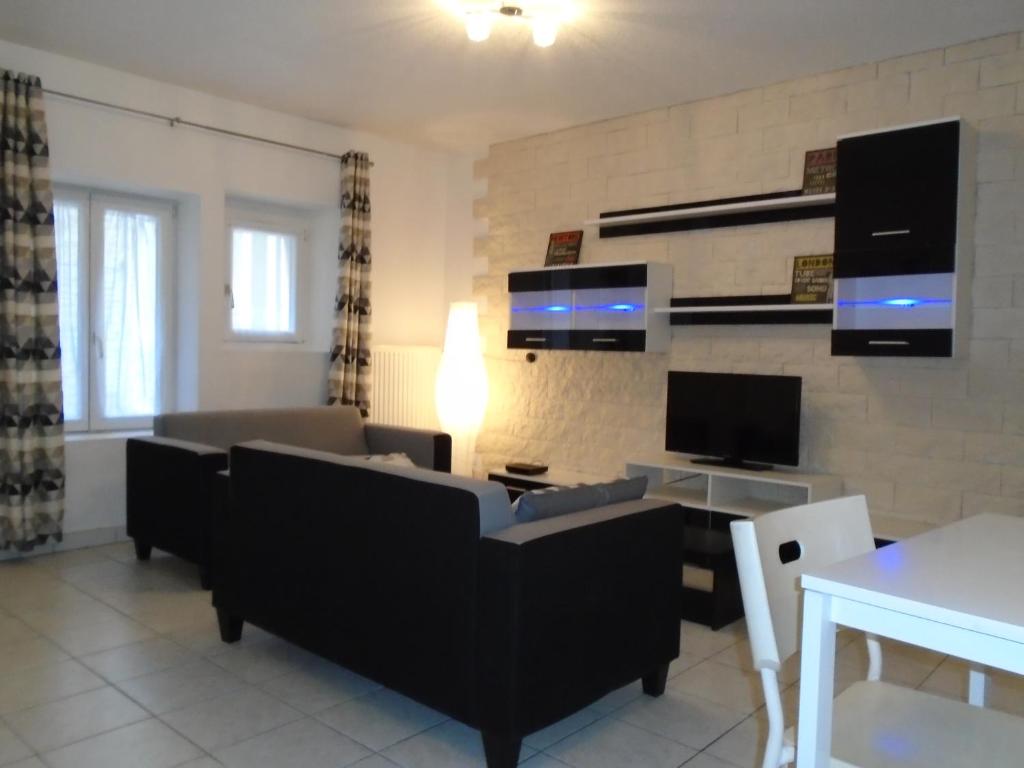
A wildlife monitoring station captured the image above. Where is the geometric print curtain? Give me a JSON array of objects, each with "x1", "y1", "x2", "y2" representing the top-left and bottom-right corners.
[
  {"x1": 0, "y1": 70, "x2": 65, "y2": 551},
  {"x1": 327, "y1": 151, "x2": 372, "y2": 417}
]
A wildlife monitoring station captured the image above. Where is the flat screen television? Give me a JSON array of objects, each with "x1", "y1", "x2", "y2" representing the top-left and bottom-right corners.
[{"x1": 665, "y1": 371, "x2": 802, "y2": 470}]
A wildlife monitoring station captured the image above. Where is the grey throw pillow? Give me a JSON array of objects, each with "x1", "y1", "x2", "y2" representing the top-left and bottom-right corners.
[
  {"x1": 594, "y1": 475, "x2": 648, "y2": 505},
  {"x1": 513, "y1": 476, "x2": 648, "y2": 523}
]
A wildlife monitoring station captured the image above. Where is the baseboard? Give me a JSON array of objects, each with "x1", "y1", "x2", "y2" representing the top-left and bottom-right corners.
[{"x1": 0, "y1": 525, "x2": 128, "y2": 562}]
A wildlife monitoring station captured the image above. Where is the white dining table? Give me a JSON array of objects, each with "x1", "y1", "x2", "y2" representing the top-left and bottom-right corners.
[{"x1": 795, "y1": 513, "x2": 1024, "y2": 768}]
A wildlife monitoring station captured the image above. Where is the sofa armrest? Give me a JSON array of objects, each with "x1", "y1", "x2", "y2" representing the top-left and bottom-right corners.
[
  {"x1": 126, "y1": 437, "x2": 229, "y2": 567},
  {"x1": 132, "y1": 435, "x2": 229, "y2": 456},
  {"x1": 477, "y1": 500, "x2": 683, "y2": 739},
  {"x1": 363, "y1": 424, "x2": 452, "y2": 472}
]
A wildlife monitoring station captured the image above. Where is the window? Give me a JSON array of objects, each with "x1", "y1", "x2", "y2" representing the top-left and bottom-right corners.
[
  {"x1": 226, "y1": 207, "x2": 307, "y2": 342},
  {"x1": 54, "y1": 188, "x2": 174, "y2": 432}
]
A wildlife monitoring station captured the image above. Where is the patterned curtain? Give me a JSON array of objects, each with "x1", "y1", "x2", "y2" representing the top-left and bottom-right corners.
[
  {"x1": 0, "y1": 71, "x2": 64, "y2": 552},
  {"x1": 327, "y1": 151, "x2": 372, "y2": 417}
]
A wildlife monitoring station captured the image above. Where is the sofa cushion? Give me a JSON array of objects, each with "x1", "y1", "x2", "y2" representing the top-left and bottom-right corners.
[
  {"x1": 513, "y1": 477, "x2": 649, "y2": 523},
  {"x1": 488, "y1": 498, "x2": 675, "y2": 545},
  {"x1": 155, "y1": 406, "x2": 369, "y2": 456},
  {"x1": 362, "y1": 452, "x2": 417, "y2": 467},
  {"x1": 239, "y1": 440, "x2": 514, "y2": 535}
]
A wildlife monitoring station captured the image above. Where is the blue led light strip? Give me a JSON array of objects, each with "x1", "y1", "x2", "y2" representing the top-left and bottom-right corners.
[
  {"x1": 836, "y1": 297, "x2": 952, "y2": 308},
  {"x1": 577, "y1": 303, "x2": 643, "y2": 312},
  {"x1": 511, "y1": 303, "x2": 644, "y2": 313}
]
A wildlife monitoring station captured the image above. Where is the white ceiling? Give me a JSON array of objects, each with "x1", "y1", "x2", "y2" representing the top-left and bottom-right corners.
[{"x1": 1, "y1": 0, "x2": 1023, "y2": 153}]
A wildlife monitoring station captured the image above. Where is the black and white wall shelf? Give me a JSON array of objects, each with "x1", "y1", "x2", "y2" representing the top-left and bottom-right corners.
[
  {"x1": 658, "y1": 295, "x2": 834, "y2": 327},
  {"x1": 831, "y1": 117, "x2": 975, "y2": 358},
  {"x1": 566, "y1": 118, "x2": 973, "y2": 356},
  {"x1": 506, "y1": 262, "x2": 672, "y2": 352},
  {"x1": 584, "y1": 190, "x2": 835, "y2": 239}
]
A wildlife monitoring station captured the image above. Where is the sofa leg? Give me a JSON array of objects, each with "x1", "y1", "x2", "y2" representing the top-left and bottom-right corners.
[
  {"x1": 199, "y1": 566, "x2": 212, "y2": 591},
  {"x1": 217, "y1": 608, "x2": 243, "y2": 643},
  {"x1": 133, "y1": 539, "x2": 152, "y2": 561},
  {"x1": 642, "y1": 663, "x2": 670, "y2": 697},
  {"x1": 482, "y1": 731, "x2": 521, "y2": 768}
]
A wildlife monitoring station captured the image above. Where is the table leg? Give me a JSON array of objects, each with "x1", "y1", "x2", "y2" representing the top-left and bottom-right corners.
[
  {"x1": 968, "y1": 666, "x2": 988, "y2": 707},
  {"x1": 796, "y1": 590, "x2": 836, "y2": 768}
]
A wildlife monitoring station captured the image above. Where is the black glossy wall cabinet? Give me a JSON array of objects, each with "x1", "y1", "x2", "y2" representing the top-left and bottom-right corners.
[
  {"x1": 834, "y1": 120, "x2": 960, "y2": 279},
  {"x1": 831, "y1": 118, "x2": 974, "y2": 358},
  {"x1": 507, "y1": 262, "x2": 672, "y2": 353}
]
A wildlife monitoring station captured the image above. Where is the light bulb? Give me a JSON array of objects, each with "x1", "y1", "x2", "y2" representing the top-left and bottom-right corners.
[
  {"x1": 465, "y1": 13, "x2": 492, "y2": 42},
  {"x1": 532, "y1": 16, "x2": 558, "y2": 47}
]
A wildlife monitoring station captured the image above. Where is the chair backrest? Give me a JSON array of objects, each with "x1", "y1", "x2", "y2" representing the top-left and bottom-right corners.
[{"x1": 730, "y1": 496, "x2": 874, "y2": 670}]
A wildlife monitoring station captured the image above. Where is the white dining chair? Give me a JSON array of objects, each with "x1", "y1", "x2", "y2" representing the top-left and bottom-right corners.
[{"x1": 730, "y1": 495, "x2": 1024, "y2": 768}]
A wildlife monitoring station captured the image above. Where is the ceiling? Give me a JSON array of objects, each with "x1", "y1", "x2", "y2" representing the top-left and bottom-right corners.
[{"x1": 1, "y1": 0, "x2": 1023, "y2": 153}]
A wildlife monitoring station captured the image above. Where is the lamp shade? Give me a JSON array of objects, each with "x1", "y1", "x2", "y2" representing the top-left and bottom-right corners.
[
  {"x1": 532, "y1": 16, "x2": 558, "y2": 47},
  {"x1": 435, "y1": 302, "x2": 488, "y2": 435},
  {"x1": 465, "y1": 12, "x2": 493, "y2": 42}
]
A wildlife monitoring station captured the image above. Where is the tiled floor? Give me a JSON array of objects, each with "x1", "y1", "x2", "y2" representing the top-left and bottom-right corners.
[{"x1": 1, "y1": 544, "x2": 1023, "y2": 768}]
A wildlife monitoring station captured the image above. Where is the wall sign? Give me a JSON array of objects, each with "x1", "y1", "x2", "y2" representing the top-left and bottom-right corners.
[
  {"x1": 791, "y1": 254, "x2": 834, "y2": 303},
  {"x1": 544, "y1": 230, "x2": 583, "y2": 266},
  {"x1": 802, "y1": 148, "x2": 837, "y2": 195}
]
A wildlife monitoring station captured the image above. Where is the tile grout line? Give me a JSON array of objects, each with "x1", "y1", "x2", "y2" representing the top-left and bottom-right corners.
[{"x1": 10, "y1": 550, "x2": 237, "y2": 766}]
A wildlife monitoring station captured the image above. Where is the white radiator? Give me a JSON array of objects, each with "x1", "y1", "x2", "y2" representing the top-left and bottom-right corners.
[{"x1": 371, "y1": 345, "x2": 442, "y2": 430}]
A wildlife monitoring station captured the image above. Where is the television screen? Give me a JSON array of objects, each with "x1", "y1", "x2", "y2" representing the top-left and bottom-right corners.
[{"x1": 665, "y1": 371, "x2": 802, "y2": 468}]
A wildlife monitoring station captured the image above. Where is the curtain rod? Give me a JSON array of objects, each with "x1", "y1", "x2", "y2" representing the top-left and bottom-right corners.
[{"x1": 42, "y1": 87, "x2": 373, "y2": 166}]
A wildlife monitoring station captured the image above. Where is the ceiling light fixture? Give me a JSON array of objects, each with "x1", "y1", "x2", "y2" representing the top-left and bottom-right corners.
[{"x1": 445, "y1": 2, "x2": 572, "y2": 48}]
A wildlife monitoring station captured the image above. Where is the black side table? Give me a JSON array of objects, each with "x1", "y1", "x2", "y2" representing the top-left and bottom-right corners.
[
  {"x1": 486, "y1": 468, "x2": 610, "y2": 501},
  {"x1": 681, "y1": 518, "x2": 744, "y2": 631}
]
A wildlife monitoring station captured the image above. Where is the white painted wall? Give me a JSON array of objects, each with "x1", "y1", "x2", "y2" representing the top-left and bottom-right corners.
[
  {"x1": 0, "y1": 39, "x2": 475, "y2": 538},
  {"x1": 443, "y1": 154, "x2": 483, "y2": 311}
]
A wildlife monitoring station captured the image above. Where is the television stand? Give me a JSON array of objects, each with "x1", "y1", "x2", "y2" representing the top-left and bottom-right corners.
[
  {"x1": 690, "y1": 457, "x2": 773, "y2": 472},
  {"x1": 625, "y1": 454, "x2": 842, "y2": 630}
]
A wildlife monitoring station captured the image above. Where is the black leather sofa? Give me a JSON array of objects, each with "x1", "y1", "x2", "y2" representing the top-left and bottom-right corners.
[
  {"x1": 126, "y1": 406, "x2": 451, "y2": 588},
  {"x1": 213, "y1": 440, "x2": 683, "y2": 768}
]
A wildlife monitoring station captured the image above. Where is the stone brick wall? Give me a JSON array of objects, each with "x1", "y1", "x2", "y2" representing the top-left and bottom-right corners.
[{"x1": 471, "y1": 32, "x2": 1024, "y2": 527}]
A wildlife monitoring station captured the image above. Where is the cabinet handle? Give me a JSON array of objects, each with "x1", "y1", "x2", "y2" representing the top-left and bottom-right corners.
[
  {"x1": 525, "y1": 336, "x2": 546, "y2": 342},
  {"x1": 592, "y1": 337, "x2": 620, "y2": 343},
  {"x1": 871, "y1": 229, "x2": 911, "y2": 237},
  {"x1": 868, "y1": 340, "x2": 910, "y2": 346}
]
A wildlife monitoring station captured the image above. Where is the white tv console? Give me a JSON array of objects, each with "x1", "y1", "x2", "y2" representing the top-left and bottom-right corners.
[
  {"x1": 626, "y1": 454, "x2": 844, "y2": 629},
  {"x1": 626, "y1": 453, "x2": 927, "y2": 543},
  {"x1": 625, "y1": 453, "x2": 843, "y2": 517}
]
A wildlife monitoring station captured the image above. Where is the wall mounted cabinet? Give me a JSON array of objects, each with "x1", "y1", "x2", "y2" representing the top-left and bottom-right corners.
[
  {"x1": 834, "y1": 119, "x2": 960, "y2": 278},
  {"x1": 507, "y1": 262, "x2": 672, "y2": 352},
  {"x1": 831, "y1": 118, "x2": 975, "y2": 358}
]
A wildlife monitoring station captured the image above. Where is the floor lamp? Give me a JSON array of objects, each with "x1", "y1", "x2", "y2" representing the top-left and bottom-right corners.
[{"x1": 435, "y1": 302, "x2": 488, "y2": 476}]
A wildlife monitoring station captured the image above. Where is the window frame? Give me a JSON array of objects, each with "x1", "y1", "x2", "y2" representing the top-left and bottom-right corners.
[
  {"x1": 54, "y1": 185, "x2": 176, "y2": 433},
  {"x1": 224, "y1": 206, "x2": 309, "y2": 345}
]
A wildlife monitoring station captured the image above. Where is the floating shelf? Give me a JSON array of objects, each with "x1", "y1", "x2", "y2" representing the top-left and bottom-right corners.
[
  {"x1": 585, "y1": 190, "x2": 836, "y2": 238},
  {"x1": 662, "y1": 295, "x2": 834, "y2": 326}
]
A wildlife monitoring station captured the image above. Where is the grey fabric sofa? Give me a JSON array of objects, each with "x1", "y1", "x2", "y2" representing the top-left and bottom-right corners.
[{"x1": 126, "y1": 406, "x2": 452, "y2": 587}]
